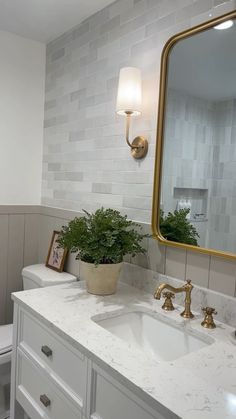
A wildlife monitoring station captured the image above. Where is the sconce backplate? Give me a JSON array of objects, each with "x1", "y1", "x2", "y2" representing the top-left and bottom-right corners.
[{"x1": 131, "y1": 136, "x2": 148, "y2": 159}]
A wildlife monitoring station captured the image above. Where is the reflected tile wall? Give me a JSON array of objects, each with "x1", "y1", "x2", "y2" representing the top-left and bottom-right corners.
[
  {"x1": 162, "y1": 88, "x2": 214, "y2": 219},
  {"x1": 163, "y1": 89, "x2": 236, "y2": 254},
  {"x1": 207, "y1": 100, "x2": 236, "y2": 251}
]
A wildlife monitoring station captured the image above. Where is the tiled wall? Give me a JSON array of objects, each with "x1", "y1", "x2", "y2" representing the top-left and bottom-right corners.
[
  {"x1": 42, "y1": 0, "x2": 236, "y2": 223},
  {"x1": 163, "y1": 90, "x2": 236, "y2": 253}
]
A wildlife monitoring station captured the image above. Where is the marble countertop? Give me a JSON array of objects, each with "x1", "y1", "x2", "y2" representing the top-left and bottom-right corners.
[{"x1": 12, "y1": 281, "x2": 236, "y2": 419}]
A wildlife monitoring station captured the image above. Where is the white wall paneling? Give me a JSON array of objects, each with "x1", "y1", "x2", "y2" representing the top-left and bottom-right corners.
[{"x1": 0, "y1": 206, "x2": 40, "y2": 325}]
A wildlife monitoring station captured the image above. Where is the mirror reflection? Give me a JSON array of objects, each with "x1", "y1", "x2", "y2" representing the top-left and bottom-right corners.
[{"x1": 160, "y1": 18, "x2": 236, "y2": 254}]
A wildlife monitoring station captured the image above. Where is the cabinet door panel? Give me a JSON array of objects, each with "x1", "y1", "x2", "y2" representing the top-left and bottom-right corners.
[{"x1": 89, "y1": 366, "x2": 166, "y2": 419}]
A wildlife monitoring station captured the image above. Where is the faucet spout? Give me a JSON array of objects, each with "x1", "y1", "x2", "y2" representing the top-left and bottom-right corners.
[
  {"x1": 154, "y1": 280, "x2": 194, "y2": 319},
  {"x1": 154, "y1": 283, "x2": 178, "y2": 300}
]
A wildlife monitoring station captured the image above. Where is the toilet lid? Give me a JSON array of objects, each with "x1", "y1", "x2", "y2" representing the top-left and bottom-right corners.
[
  {"x1": 0, "y1": 324, "x2": 12, "y2": 355},
  {"x1": 22, "y1": 264, "x2": 77, "y2": 287}
]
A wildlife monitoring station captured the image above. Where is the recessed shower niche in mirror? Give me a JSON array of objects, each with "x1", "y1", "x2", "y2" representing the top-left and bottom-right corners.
[{"x1": 152, "y1": 11, "x2": 236, "y2": 259}]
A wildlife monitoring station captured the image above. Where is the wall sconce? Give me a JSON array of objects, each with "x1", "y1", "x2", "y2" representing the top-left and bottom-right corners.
[{"x1": 116, "y1": 67, "x2": 148, "y2": 159}]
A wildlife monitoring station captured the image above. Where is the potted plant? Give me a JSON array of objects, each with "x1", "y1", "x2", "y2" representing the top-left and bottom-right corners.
[
  {"x1": 58, "y1": 208, "x2": 147, "y2": 295},
  {"x1": 160, "y1": 209, "x2": 199, "y2": 246}
]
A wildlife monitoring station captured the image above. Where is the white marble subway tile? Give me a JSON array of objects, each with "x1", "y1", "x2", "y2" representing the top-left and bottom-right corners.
[
  {"x1": 92, "y1": 183, "x2": 112, "y2": 194},
  {"x1": 209, "y1": 256, "x2": 236, "y2": 297},
  {"x1": 87, "y1": 7, "x2": 110, "y2": 30},
  {"x1": 118, "y1": 207, "x2": 152, "y2": 223},
  {"x1": 120, "y1": 0, "x2": 148, "y2": 24},
  {"x1": 176, "y1": 0, "x2": 212, "y2": 23},
  {"x1": 119, "y1": 27, "x2": 145, "y2": 50},
  {"x1": 165, "y1": 246, "x2": 187, "y2": 280},
  {"x1": 186, "y1": 251, "x2": 210, "y2": 288},
  {"x1": 97, "y1": 39, "x2": 120, "y2": 60},
  {"x1": 123, "y1": 196, "x2": 152, "y2": 210},
  {"x1": 130, "y1": 235, "x2": 149, "y2": 269},
  {"x1": 145, "y1": 13, "x2": 176, "y2": 37},
  {"x1": 100, "y1": 15, "x2": 120, "y2": 35},
  {"x1": 112, "y1": 183, "x2": 153, "y2": 197},
  {"x1": 108, "y1": 0, "x2": 134, "y2": 19},
  {"x1": 147, "y1": 238, "x2": 166, "y2": 274}
]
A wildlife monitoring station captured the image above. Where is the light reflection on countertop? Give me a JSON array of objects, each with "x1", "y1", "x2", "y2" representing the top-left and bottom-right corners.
[{"x1": 227, "y1": 394, "x2": 236, "y2": 415}]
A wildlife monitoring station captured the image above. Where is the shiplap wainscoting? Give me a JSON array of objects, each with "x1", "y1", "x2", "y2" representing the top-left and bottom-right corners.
[{"x1": 0, "y1": 206, "x2": 40, "y2": 324}]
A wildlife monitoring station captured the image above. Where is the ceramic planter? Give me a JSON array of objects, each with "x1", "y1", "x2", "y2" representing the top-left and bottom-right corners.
[{"x1": 80, "y1": 261, "x2": 122, "y2": 295}]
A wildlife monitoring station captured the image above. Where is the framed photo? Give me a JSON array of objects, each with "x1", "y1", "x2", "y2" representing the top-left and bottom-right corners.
[{"x1": 46, "y1": 230, "x2": 68, "y2": 272}]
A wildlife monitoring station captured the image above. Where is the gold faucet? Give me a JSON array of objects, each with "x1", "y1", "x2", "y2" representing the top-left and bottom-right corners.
[{"x1": 154, "y1": 279, "x2": 194, "y2": 319}]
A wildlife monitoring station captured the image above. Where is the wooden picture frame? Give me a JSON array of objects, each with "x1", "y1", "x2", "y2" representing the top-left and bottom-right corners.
[{"x1": 45, "y1": 230, "x2": 68, "y2": 272}]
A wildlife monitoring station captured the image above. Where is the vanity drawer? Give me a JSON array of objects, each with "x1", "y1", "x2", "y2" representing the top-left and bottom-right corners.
[
  {"x1": 18, "y1": 309, "x2": 87, "y2": 409},
  {"x1": 16, "y1": 348, "x2": 81, "y2": 419}
]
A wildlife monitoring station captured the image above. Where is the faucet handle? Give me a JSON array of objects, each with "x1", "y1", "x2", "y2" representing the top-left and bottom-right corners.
[
  {"x1": 162, "y1": 292, "x2": 175, "y2": 311},
  {"x1": 201, "y1": 307, "x2": 217, "y2": 329},
  {"x1": 202, "y1": 307, "x2": 217, "y2": 315},
  {"x1": 185, "y1": 279, "x2": 193, "y2": 288}
]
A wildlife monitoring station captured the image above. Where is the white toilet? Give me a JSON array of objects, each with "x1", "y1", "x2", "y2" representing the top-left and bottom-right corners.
[{"x1": 0, "y1": 264, "x2": 77, "y2": 419}]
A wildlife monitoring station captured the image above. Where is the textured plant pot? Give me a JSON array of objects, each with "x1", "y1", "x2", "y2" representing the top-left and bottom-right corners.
[{"x1": 80, "y1": 261, "x2": 122, "y2": 295}]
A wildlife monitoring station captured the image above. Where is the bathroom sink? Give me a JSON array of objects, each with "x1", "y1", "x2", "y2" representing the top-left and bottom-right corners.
[{"x1": 94, "y1": 310, "x2": 212, "y2": 362}]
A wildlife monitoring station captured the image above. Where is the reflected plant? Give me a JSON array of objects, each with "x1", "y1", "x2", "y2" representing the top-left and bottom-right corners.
[{"x1": 160, "y1": 209, "x2": 199, "y2": 246}]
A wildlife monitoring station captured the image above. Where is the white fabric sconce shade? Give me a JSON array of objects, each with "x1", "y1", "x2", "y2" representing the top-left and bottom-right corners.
[
  {"x1": 116, "y1": 66, "x2": 148, "y2": 159},
  {"x1": 116, "y1": 67, "x2": 142, "y2": 116}
]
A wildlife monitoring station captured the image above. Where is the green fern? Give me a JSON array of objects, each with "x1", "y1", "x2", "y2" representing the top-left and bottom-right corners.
[
  {"x1": 58, "y1": 208, "x2": 147, "y2": 265},
  {"x1": 160, "y1": 209, "x2": 199, "y2": 246}
]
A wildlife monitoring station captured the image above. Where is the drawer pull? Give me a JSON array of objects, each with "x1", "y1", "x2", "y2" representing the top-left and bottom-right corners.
[
  {"x1": 41, "y1": 345, "x2": 52, "y2": 357},
  {"x1": 40, "y1": 394, "x2": 51, "y2": 407}
]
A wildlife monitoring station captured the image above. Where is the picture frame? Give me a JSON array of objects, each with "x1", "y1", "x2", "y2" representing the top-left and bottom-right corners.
[{"x1": 45, "y1": 230, "x2": 68, "y2": 272}]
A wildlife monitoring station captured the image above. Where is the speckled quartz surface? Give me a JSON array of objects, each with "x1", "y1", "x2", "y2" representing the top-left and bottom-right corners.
[{"x1": 12, "y1": 281, "x2": 236, "y2": 419}]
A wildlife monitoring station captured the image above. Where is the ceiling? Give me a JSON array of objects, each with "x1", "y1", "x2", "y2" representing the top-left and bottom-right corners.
[
  {"x1": 0, "y1": 0, "x2": 116, "y2": 43},
  {"x1": 168, "y1": 21, "x2": 236, "y2": 101}
]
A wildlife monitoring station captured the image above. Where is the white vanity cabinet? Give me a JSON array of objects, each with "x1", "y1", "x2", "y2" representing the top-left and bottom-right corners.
[{"x1": 11, "y1": 304, "x2": 169, "y2": 419}]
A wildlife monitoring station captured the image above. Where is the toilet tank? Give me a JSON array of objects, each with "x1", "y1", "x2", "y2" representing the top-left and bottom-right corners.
[{"x1": 22, "y1": 264, "x2": 77, "y2": 290}]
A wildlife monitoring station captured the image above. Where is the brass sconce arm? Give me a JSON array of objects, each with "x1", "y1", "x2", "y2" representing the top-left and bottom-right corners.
[
  {"x1": 124, "y1": 111, "x2": 148, "y2": 159},
  {"x1": 125, "y1": 112, "x2": 135, "y2": 149}
]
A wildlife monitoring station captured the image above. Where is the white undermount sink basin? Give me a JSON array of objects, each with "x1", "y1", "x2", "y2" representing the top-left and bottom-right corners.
[{"x1": 94, "y1": 310, "x2": 213, "y2": 362}]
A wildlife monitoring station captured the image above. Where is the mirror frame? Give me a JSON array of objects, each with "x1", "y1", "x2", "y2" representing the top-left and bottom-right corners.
[{"x1": 152, "y1": 10, "x2": 236, "y2": 260}]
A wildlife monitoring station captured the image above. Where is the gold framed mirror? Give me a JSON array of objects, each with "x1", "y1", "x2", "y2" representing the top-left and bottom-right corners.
[{"x1": 152, "y1": 10, "x2": 236, "y2": 260}]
